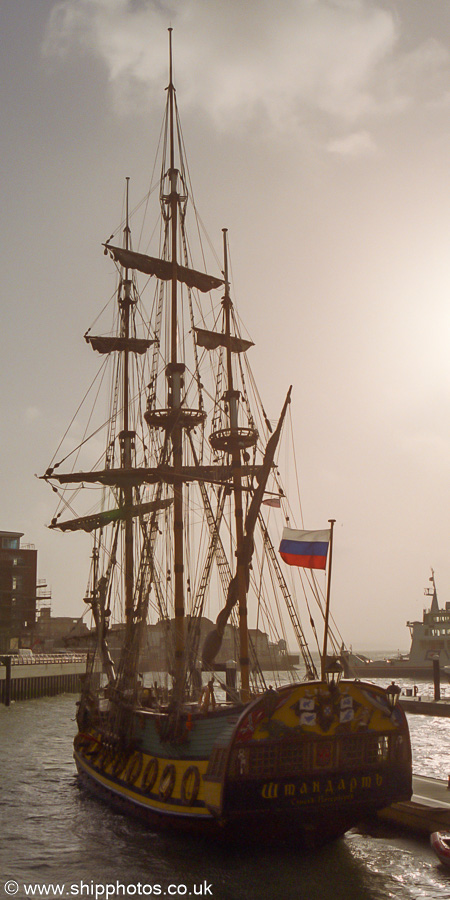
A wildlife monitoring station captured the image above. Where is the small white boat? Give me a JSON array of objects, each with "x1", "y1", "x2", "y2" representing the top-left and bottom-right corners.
[{"x1": 430, "y1": 831, "x2": 450, "y2": 867}]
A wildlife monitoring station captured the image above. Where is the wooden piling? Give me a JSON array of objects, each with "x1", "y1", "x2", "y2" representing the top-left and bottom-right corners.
[
  {"x1": 4, "y1": 657, "x2": 11, "y2": 707},
  {"x1": 433, "y1": 656, "x2": 441, "y2": 701}
]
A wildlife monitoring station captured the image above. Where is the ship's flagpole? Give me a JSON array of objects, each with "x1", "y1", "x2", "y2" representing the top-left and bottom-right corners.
[{"x1": 321, "y1": 518, "x2": 336, "y2": 680}]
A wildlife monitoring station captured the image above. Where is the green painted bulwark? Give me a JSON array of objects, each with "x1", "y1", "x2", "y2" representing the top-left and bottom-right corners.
[{"x1": 134, "y1": 710, "x2": 237, "y2": 760}]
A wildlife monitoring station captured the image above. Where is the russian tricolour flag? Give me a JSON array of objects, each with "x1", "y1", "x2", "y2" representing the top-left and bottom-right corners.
[{"x1": 279, "y1": 527, "x2": 330, "y2": 570}]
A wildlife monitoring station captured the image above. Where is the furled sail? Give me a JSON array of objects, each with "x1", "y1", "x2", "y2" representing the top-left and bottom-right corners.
[
  {"x1": 194, "y1": 328, "x2": 253, "y2": 354},
  {"x1": 50, "y1": 498, "x2": 173, "y2": 533},
  {"x1": 85, "y1": 335, "x2": 155, "y2": 354},
  {"x1": 44, "y1": 464, "x2": 264, "y2": 488},
  {"x1": 104, "y1": 245, "x2": 224, "y2": 293}
]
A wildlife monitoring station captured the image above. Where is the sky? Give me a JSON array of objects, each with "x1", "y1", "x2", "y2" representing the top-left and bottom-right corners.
[{"x1": 1, "y1": 0, "x2": 449, "y2": 650}]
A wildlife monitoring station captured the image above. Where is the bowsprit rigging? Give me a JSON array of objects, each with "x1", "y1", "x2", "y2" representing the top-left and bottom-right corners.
[{"x1": 42, "y1": 29, "x2": 412, "y2": 846}]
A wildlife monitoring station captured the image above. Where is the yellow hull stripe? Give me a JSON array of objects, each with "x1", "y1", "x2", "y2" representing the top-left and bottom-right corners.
[{"x1": 75, "y1": 749, "x2": 214, "y2": 820}]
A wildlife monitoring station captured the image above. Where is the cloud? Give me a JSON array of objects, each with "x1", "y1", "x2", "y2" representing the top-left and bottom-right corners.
[
  {"x1": 42, "y1": 0, "x2": 450, "y2": 141},
  {"x1": 42, "y1": 1, "x2": 392, "y2": 123},
  {"x1": 384, "y1": 37, "x2": 450, "y2": 108},
  {"x1": 327, "y1": 129, "x2": 377, "y2": 157}
]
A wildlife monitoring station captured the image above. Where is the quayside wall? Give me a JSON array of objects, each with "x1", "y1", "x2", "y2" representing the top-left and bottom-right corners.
[{"x1": 0, "y1": 655, "x2": 88, "y2": 704}]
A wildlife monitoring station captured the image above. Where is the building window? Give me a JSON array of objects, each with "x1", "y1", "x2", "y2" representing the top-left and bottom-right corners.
[{"x1": 2, "y1": 538, "x2": 20, "y2": 550}]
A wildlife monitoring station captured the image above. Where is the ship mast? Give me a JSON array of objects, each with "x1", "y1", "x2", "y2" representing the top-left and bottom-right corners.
[
  {"x1": 222, "y1": 230, "x2": 250, "y2": 701},
  {"x1": 121, "y1": 177, "x2": 135, "y2": 630},
  {"x1": 201, "y1": 234, "x2": 290, "y2": 699},
  {"x1": 167, "y1": 28, "x2": 185, "y2": 690}
]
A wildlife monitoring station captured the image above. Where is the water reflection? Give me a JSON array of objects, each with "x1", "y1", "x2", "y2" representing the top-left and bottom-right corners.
[{"x1": 1, "y1": 694, "x2": 450, "y2": 899}]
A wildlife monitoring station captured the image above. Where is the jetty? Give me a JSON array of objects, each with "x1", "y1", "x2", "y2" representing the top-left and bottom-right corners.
[
  {"x1": 400, "y1": 697, "x2": 450, "y2": 717},
  {"x1": 379, "y1": 774, "x2": 450, "y2": 834},
  {"x1": 376, "y1": 694, "x2": 450, "y2": 834},
  {"x1": 0, "y1": 653, "x2": 88, "y2": 704}
]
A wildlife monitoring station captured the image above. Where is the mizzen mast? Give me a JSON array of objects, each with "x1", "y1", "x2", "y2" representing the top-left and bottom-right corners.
[{"x1": 223, "y1": 232, "x2": 248, "y2": 700}]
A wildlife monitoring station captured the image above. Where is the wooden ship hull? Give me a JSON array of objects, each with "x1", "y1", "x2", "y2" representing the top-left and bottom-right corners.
[{"x1": 74, "y1": 679, "x2": 411, "y2": 844}]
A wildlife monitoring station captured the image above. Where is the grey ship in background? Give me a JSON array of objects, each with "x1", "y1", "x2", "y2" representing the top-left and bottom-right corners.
[{"x1": 341, "y1": 571, "x2": 450, "y2": 679}]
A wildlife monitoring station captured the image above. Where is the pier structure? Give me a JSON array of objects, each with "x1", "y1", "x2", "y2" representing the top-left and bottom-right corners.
[
  {"x1": 0, "y1": 653, "x2": 89, "y2": 704},
  {"x1": 379, "y1": 774, "x2": 450, "y2": 835}
]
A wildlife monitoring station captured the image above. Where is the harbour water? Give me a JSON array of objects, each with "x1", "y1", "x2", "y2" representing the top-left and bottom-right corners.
[{"x1": 1, "y1": 682, "x2": 450, "y2": 900}]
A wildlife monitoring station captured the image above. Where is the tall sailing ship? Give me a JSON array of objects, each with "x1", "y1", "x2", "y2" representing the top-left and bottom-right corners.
[{"x1": 43, "y1": 33, "x2": 412, "y2": 845}]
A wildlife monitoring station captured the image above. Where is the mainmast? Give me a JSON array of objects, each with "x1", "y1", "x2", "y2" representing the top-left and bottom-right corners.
[{"x1": 167, "y1": 28, "x2": 185, "y2": 690}]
